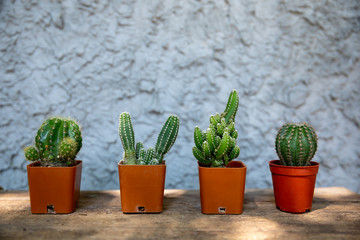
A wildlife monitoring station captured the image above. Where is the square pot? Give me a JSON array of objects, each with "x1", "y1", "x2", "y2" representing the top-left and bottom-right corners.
[
  {"x1": 269, "y1": 160, "x2": 320, "y2": 213},
  {"x1": 198, "y1": 161, "x2": 247, "y2": 214},
  {"x1": 27, "y1": 160, "x2": 82, "y2": 214},
  {"x1": 118, "y1": 161, "x2": 166, "y2": 213}
]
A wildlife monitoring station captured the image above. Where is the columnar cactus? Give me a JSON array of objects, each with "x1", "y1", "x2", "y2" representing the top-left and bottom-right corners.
[
  {"x1": 192, "y1": 90, "x2": 240, "y2": 167},
  {"x1": 154, "y1": 115, "x2": 180, "y2": 163},
  {"x1": 275, "y1": 122, "x2": 318, "y2": 166},
  {"x1": 119, "y1": 112, "x2": 179, "y2": 165},
  {"x1": 24, "y1": 117, "x2": 82, "y2": 167},
  {"x1": 119, "y1": 112, "x2": 137, "y2": 164}
]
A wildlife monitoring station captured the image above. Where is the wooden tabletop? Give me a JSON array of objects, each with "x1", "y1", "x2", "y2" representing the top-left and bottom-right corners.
[{"x1": 1, "y1": 187, "x2": 359, "y2": 240}]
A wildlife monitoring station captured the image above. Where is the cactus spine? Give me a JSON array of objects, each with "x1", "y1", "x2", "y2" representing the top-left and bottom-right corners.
[
  {"x1": 192, "y1": 90, "x2": 240, "y2": 167},
  {"x1": 275, "y1": 122, "x2": 318, "y2": 166},
  {"x1": 24, "y1": 117, "x2": 82, "y2": 167},
  {"x1": 119, "y1": 112, "x2": 179, "y2": 165}
]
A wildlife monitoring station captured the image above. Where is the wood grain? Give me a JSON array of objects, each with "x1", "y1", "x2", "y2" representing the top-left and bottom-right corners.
[{"x1": 1, "y1": 187, "x2": 359, "y2": 240}]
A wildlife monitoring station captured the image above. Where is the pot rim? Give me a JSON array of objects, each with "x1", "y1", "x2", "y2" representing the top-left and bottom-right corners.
[
  {"x1": 27, "y1": 160, "x2": 82, "y2": 168},
  {"x1": 118, "y1": 160, "x2": 166, "y2": 167},
  {"x1": 198, "y1": 160, "x2": 247, "y2": 170},
  {"x1": 269, "y1": 160, "x2": 319, "y2": 176},
  {"x1": 269, "y1": 160, "x2": 319, "y2": 168}
]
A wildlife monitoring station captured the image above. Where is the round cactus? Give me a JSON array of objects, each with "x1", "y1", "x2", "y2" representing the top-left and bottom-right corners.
[
  {"x1": 24, "y1": 117, "x2": 82, "y2": 167},
  {"x1": 59, "y1": 137, "x2": 78, "y2": 160},
  {"x1": 275, "y1": 122, "x2": 318, "y2": 166},
  {"x1": 24, "y1": 146, "x2": 40, "y2": 161}
]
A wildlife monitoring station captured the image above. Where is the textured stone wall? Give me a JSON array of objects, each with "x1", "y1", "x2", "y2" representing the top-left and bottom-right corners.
[{"x1": 1, "y1": 0, "x2": 359, "y2": 192}]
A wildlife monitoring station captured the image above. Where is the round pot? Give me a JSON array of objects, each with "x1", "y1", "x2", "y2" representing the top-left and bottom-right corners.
[{"x1": 269, "y1": 160, "x2": 320, "y2": 213}]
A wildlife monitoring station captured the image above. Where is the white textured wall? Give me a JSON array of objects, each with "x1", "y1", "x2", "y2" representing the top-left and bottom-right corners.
[{"x1": 1, "y1": 0, "x2": 360, "y2": 192}]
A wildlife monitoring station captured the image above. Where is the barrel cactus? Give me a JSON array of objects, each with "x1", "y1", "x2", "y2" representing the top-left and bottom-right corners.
[
  {"x1": 119, "y1": 112, "x2": 179, "y2": 165},
  {"x1": 275, "y1": 122, "x2": 318, "y2": 166},
  {"x1": 24, "y1": 117, "x2": 82, "y2": 167},
  {"x1": 192, "y1": 90, "x2": 240, "y2": 167}
]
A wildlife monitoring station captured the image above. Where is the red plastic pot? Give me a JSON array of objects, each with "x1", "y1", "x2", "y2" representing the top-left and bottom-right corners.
[
  {"x1": 198, "y1": 161, "x2": 247, "y2": 214},
  {"x1": 118, "y1": 161, "x2": 166, "y2": 213},
  {"x1": 27, "y1": 160, "x2": 82, "y2": 214},
  {"x1": 269, "y1": 160, "x2": 320, "y2": 213}
]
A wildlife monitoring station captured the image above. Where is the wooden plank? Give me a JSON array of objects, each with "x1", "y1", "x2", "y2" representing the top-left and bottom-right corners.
[{"x1": 0, "y1": 187, "x2": 359, "y2": 240}]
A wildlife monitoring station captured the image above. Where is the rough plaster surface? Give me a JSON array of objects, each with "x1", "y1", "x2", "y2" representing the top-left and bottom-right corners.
[{"x1": 1, "y1": 0, "x2": 359, "y2": 192}]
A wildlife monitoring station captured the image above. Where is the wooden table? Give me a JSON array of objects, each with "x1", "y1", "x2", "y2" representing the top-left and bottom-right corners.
[{"x1": 1, "y1": 187, "x2": 359, "y2": 239}]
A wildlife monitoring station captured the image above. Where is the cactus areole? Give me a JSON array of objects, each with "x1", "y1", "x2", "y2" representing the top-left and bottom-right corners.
[
  {"x1": 118, "y1": 112, "x2": 179, "y2": 165},
  {"x1": 24, "y1": 117, "x2": 82, "y2": 167},
  {"x1": 192, "y1": 90, "x2": 241, "y2": 167},
  {"x1": 275, "y1": 122, "x2": 318, "y2": 166}
]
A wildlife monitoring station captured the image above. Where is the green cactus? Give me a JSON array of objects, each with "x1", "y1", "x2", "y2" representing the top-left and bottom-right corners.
[
  {"x1": 223, "y1": 90, "x2": 239, "y2": 123},
  {"x1": 119, "y1": 112, "x2": 137, "y2": 164},
  {"x1": 135, "y1": 142, "x2": 144, "y2": 159},
  {"x1": 192, "y1": 90, "x2": 241, "y2": 167},
  {"x1": 154, "y1": 115, "x2": 180, "y2": 163},
  {"x1": 275, "y1": 122, "x2": 318, "y2": 166},
  {"x1": 24, "y1": 146, "x2": 40, "y2": 161},
  {"x1": 24, "y1": 117, "x2": 82, "y2": 167},
  {"x1": 59, "y1": 137, "x2": 78, "y2": 164},
  {"x1": 119, "y1": 112, "x2": 180, "y2": 165}
]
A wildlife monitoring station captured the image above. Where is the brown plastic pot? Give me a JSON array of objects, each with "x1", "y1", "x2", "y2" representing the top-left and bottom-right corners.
[
  {"x1": 198, "y1": 161, "x2": 247, "y2": 214},
  {"x1": 118, "y1": 161, "x2": 166, "y2": 213},
  {"x1": 269, "y1": 160, "x2": 320, "y2": 213},
  {"x1": 27, "y1": 160, "x2": 82, "y2": 214}
]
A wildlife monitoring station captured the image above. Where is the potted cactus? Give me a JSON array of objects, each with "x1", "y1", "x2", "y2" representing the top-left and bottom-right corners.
[
  {"x1": 269, "y1": 122, "x2": 319, "y2": 213},
  {"x1": 192, "y1": 90, "x2": 247, "y2": 214},
  {"x1": 24, "y1": 117, "x2": 83, "y2": 214},
  {"x1": 118, "y1": 112, "x2": 179, "y2": 213}
]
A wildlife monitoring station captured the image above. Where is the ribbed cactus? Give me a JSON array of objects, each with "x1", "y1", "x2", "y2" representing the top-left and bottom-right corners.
[
  {"x1": 24, "y1": 117, "x2": 82, "y2": 167},
  {"x1": 154, "y1": 115, "x2": 180, "y2": 163},
  {"x1": 119, "y1": 112, "x2": 179, "y2": 165},
  {"x1": 275, "y1": 122, "x2": 318, "y2": 166},
  {"x1": 192, "y1": 90, "x2": 240, "y2": 167},
  {"x1": 119, "y1": 112, "x2": 137, "y2": 164}
]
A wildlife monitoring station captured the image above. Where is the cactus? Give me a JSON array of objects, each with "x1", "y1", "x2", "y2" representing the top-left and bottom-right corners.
[
  {"x1": 59, "y1": 138, "x2": 78, "y2": 164},
  {"x1": 192, "y1": 90, "x2": 241, "y2": 167},
  {"x1": 119, "y1": 112, "x2": 179, "y2": 165},
  {"x1": 275, "y1": 122, "x2": 318, "y2": 166},
  {"x1": 24, "y1": 117, "x2": 82, "y2": 167},
  {"x1": 119, "y1": 112, "x2": 137, "y2": 164},
  {"x1": 154, "y1": 115, "x2": 180, "y2": 163},
  {"x1": 24, "y1": 146, "x2": 40, "y2": 161}
]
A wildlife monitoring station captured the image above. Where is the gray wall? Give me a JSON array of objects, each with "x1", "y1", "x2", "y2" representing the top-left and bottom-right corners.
[{"x1": 1, "y1": 0, "x2": 359, "y2": 192}]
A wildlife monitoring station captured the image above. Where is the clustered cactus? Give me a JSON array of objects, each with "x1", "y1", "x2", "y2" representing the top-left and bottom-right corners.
[
  {"x1": 119, "y1": 112, "x2": 180, "y2": 165},
  {"x1": 275, "y1": 122, "x2": 318, "y2": 166},
  {"x1": 192, "y1": 90, "x2": 240, "y2": 167},
  {"x1": 24, "y1": 117, "x2": 82, "y2": 167}
]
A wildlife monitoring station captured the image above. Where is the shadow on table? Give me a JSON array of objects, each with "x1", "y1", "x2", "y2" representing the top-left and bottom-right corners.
[
  {"x1": 244, "y1": 189, "x2": 331, "y2": 213},
  {"x1": 78, "y1": 190, "x2": 119, "y2": 211},
  {"x1": 163, "y1": 190, "x2": 201, "y2": 213},
  {"x1": 240, "y1": 189, "x2": 360, "y2": 238}
]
